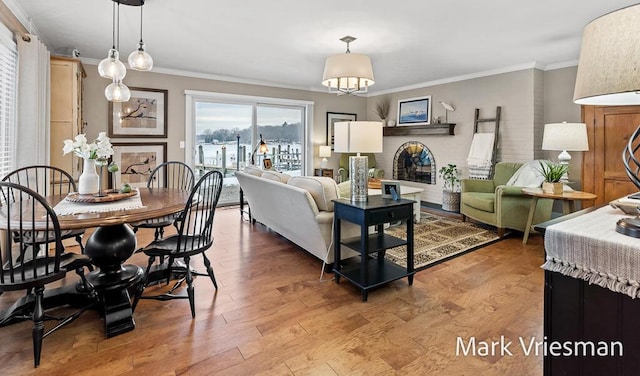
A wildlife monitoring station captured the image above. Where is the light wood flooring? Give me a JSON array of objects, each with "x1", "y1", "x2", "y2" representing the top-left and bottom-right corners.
[{"x1": 0, "y1": 207, "x2": 545, "y2": 375}]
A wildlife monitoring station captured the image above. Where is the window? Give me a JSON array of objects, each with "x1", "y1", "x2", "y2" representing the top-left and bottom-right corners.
[
  {"x1": 0, "y1": 23, "x2": 17, "y2": 178},
  {"x1": 185, "y1": 91, "x2": 313, "y2": 205}
]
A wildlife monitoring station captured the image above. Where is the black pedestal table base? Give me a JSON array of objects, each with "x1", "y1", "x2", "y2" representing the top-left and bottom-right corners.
[{"x1": 85, "y1": 224, "x2": 143, "y2": 338}]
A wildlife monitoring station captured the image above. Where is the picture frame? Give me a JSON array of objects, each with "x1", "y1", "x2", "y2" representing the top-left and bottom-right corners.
[
  {"x1": 109, "y1": 87, "x2": 168, "y2": 138},
  {"x1": 397, "y1": 96, "x2": 431, "y2": 126},
  {"x1": 381, "y1": 180, "x2": 402, "y2": 200},
  {"x1": 326, "y1": 112, "x2": 357, "y2": 150},
  {"x1": 109, "y1": 142, "x2": 167, "y2": 189},
  {"x1": 263, "y1": 158, "x2": 272, "y2": 170}
]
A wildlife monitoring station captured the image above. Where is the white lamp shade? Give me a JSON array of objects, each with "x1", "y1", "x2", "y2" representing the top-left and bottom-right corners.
[
  {"x1": 322, "y1": 53, "x2": 374, "y2": 90},
  {"x1": 542, "y1": 122, "x2": 589, "y2": 151},
  {"x1": 334, "y1": 121, "x2": 383, "y2": 153},
  {"x1": 574, "y1": 4, "x2": 640, "y2": 105},
  {"x1": 319, "y1": 145, "x2": 332, "y2": 158}
]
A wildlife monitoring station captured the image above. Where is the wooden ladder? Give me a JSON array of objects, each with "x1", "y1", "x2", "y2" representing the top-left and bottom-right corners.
[{"x1": 472, "y1": 106, "x2": 501, "y2": 179}]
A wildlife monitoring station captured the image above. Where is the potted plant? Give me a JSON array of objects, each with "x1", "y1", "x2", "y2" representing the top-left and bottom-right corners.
[
  {"x1": 375, "y1": 97, "x2": 390, "y2": 126},
  {"x1": 538, "y1": 160, "x2": 568, "y2": 194},
  {"x1": 439, "y1": 163, "x2": 460, "y2": 211}
]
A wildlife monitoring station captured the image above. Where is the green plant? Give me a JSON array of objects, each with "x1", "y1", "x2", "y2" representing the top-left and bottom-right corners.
[
  {"x1": 538, "y1": 161, "x2": 569, "y2": 182},
  {"x1": 375, "y1": 98, "x2": 390, "y2": 120},
  {"x1": 438, "y1": 163, "x2": 460, "y2": 192}
]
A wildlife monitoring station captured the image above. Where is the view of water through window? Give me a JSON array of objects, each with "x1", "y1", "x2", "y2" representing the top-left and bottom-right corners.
[{"x1": 194, "y1": 101, "x2": 305, "y2": 205}]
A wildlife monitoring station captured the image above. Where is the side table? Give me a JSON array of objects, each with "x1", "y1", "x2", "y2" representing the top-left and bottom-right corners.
[
  {"x1": 333, "y1": 196, "x2": 415, "y2": 301},
  {"x1": 521, "y1": 187, "x2": 597, "y2": 244},
  {"x1": 314, "y1": 168, "x2": 334, "y2": 179}
]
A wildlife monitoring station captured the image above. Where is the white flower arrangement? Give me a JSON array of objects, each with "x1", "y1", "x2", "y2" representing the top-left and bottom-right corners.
[{"x1": 62, "y1": 132, "x2": 114, "y2": 160}]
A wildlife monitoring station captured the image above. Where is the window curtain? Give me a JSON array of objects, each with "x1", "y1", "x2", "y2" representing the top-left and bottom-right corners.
[{"x1": 16, "y1": 34, "x2": 49, "y2": 168}]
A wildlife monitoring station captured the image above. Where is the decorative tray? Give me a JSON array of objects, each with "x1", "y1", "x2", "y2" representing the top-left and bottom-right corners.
[
  {"x1": 66, "y1": 190, "x2": 137, "y2": 203},
  {"x1": 368, "y1": 178, "x2": 382, "y2": 189}
]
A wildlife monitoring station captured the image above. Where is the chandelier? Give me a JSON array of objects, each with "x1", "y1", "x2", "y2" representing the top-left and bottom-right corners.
[{"x1": 321, "y1": 36, "x2": 374, "y2": 95}]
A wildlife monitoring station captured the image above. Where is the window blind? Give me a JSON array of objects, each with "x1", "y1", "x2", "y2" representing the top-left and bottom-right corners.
[{"x1": 0, "y1": 23, "x2": 16, "y2": 178}]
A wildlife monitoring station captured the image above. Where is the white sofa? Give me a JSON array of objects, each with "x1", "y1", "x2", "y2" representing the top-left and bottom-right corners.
[{"x1": 236, "y1": 167, "x2": 360, "y2": 264}]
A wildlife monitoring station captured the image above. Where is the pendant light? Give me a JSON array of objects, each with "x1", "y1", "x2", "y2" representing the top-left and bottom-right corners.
[
  {"x1": 105, "y1": 78, "x2": 131, "y2": 102},
  {"x1": 322, "y1": 36, "x2": 375, "y2": 95},
  {"x1": 128, "y1": 2, "x2": 153, "y2": 71},
  {"x1": 98, "y1": 1, "x2": 126, "y2": 80}
]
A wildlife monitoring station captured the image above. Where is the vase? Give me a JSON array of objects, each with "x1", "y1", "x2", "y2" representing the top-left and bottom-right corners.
[{"x1": 78, "y1": 158, "x2": 99, "y2": 195}]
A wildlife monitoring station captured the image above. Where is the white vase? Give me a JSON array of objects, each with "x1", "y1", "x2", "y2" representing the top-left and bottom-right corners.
[{"x1": 78, "y1": 158, "x2": 99, "y2": 195}]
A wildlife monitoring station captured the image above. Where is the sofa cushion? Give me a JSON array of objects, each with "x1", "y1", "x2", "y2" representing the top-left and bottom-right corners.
[
  {"x1": 462, "y1": 192, "x2": 495, "y2": 213},
  {"x1": 288, "y1": 176, "x2": 339, "y2": 211},
  {"x1": 261, "y1": 171, "x2": 291, "y2": 183},
  {"x1": 243, "y1": 165, "x2": 263, "y2": 176}
]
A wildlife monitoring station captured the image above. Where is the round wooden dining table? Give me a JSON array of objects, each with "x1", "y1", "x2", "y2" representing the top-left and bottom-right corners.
[{"x1": 3, "y1": 187, "x2": 191, "y2": 337}]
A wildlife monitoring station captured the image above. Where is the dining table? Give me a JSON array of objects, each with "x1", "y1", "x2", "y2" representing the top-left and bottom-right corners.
[{"x1": 0, "y1": 187, "x2": 190, "y2": 338}]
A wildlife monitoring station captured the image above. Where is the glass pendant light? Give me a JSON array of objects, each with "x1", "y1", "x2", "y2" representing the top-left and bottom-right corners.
[
  {"x1": 105, "y1": 78, "x2": 131, "y2": 102},
  {"x1": 98, "y1": 2, "x2": 126, "y2": 80},
  {"x1": 128, "y1": 4, "x2": 153, "y2": 71}
]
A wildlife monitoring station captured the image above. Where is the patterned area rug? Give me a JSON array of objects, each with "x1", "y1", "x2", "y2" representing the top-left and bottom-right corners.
[{"x1": 383, "y1": 212, "x2": 500, "y2": 270}]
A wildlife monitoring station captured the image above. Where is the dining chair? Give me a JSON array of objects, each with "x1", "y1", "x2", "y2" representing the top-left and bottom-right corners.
[
  {"x1": 131, "y1": 170, "x2": 223, "y2": 318},
  {"x1": 0, "y1": 182, "x2": 94, "y2": 367},
  {"x1": 130, "y1": 161, "x2": 195, "y2": 241},
  {"x1": 2, "y1": 165, "x2": 86, "y2": 253}
]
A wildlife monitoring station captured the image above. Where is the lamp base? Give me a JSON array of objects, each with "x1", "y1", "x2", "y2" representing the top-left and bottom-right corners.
[
  {"x1": 616, "y1": 217, "x2": 640, "y2": 238},
  {"x1": 320, "y1": 158, "x2": 328, "y2": 169},
  {"x1": 350, "y1": 155, "x2": 368, "y2": 202}
]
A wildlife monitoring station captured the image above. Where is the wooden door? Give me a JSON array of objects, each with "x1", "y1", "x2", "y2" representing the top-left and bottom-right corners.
[{"x1": 582, "y1": 105, "x2": 640, "y2": 206}]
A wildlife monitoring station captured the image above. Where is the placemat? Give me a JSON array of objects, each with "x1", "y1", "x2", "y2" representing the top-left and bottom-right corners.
[{"x1": 54, "y1": 189, "x2": 145, "y2": 216}]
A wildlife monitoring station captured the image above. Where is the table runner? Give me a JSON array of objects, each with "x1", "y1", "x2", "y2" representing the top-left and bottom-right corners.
[
  {"x1": 543, "y1": 205, "x2": 640, "y2": 298},
  {"x1": 53, "y1": 189, "x2": 145, "y2": 216}
]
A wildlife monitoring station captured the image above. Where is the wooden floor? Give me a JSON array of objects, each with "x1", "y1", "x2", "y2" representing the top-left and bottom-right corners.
[{"x1": 0, "y1": 207, "x2": 545, "y2": 375}]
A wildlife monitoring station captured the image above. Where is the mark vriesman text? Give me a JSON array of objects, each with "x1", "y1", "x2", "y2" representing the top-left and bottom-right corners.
[{"x1": 456, "y1": 336, "x2": 623, "y2": 357}]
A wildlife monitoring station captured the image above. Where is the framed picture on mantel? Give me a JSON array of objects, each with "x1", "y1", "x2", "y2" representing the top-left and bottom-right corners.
[{"x1": 398, "y1": 96, "x2": 431, "y2": 126}]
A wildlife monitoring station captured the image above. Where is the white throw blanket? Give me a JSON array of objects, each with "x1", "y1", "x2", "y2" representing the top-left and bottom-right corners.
[
  {"x1": 466, "y1": 133, "x2": 495, "y2": 167},
  {"x1": 505, "y1": 160, "x2": 546, "y2": 187},
  {"x1": 542, "y1": 205, "x2": 640, "y2": 298},
  {"x1": 53, "y1": 189, "x2": 145, "y2": 216}
]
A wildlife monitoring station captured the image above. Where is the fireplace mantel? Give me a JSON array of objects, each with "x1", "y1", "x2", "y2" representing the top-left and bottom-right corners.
[{"x1": 383, "y1": 123, "x2": 455, "y2": 136}]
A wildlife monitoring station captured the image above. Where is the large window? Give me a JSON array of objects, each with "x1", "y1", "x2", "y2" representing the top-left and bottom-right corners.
[
  {"x1": 0, "y1": 23, "x2": 17, "y2": 178},
  {"x1": 185, "y1": 91, "x2": 313, "y2": 205}
]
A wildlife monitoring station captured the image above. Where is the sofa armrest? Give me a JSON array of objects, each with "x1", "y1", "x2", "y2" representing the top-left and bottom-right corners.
[{"x1": 461, "y1": 178, "x2": 494, "y2": 193}]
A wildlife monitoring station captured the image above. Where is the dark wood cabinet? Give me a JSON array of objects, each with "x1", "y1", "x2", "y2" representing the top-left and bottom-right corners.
[{"x1": 314, "y1": 168, "x2": 333, "y2": 178}]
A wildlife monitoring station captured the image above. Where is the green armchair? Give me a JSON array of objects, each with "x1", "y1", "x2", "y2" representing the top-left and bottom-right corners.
[
  {"x1": 337, "y1": 153, "x2": 385, "y2": 183},
  {"x1": 460, "y1": 162, "x2": 552, "y2": 237}
]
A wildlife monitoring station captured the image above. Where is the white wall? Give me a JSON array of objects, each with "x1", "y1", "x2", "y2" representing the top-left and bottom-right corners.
[{"x1": 366, "y1": 69, "x2": 536, "y2": 204}]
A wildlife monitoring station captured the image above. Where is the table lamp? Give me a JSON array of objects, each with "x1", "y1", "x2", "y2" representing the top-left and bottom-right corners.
[
  {"x1": 572, "y1": 4, "x2": 640, "y2": 236},
  {"x1": 334, "y1": 121, "x2": 383, "y2": 202},
  {"x1": 319, "y1": 145, "x2": 331, "y2": 169},
  {"x1": 542, "y1": 122, "x2": 589, "y2": 181}
]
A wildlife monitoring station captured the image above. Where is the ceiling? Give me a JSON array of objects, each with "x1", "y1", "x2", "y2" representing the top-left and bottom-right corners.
[{"x1": 8, "y1": 0, "x2": 640, "y2": 95}]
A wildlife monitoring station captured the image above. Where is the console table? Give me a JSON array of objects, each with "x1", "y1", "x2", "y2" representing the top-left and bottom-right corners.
[
  {"x1": 536, "y1": 206, "x2": 640, "y2": 375},
  {"x1": 332, "y1": 197, "x2": 415, "y2": 301}
]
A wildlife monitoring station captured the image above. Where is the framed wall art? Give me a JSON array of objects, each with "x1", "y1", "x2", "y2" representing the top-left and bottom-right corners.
[
  {"x1": 326, "y1": 112, "x2": 357, "y2": 150},
  {"x1": 110, "y1": 142, "x2": 167, "y2": 189},
  {"x1": 397, "y1": 96, "x2": 431, "y2": 126},
  {"x1": 109, "y1": 87, "x2": 168, "y2": 138}
]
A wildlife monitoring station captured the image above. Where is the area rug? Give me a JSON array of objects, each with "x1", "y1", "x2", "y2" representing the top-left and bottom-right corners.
[{"x1": 383, "y1": 212, "x2": 500, "y2": 271}]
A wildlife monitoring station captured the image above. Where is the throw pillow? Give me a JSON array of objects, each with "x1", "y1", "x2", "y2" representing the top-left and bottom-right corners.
[
  {"x1": 288, "y1": 176, "x2": 339, "y2": 211},
  {"x1": 261, "y1": 171, "x2": 291, "y2": 183}
]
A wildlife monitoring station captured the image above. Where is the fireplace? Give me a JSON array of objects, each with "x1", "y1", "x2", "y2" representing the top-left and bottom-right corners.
[{"x1": 393, "y1": 141, "x2": 436, "y2": 184}]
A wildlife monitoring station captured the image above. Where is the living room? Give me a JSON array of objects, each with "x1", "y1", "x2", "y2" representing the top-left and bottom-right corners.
[{"x1": 1, "y1": 1, "x2": 640, "y2": 374}]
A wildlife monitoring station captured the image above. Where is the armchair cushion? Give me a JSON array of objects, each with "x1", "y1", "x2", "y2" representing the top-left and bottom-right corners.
[{"x1": 463, "y1": 192, "x2": 495, "y2": 213}]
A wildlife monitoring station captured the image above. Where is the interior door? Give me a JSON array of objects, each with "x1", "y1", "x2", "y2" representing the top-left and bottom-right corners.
[{"x1": 582, "y1": 105, "x2": 640, "y2": 206}]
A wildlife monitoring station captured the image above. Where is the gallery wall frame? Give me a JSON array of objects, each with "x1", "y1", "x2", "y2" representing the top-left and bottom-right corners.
[
  {"x1": 109, "y1": 87, "x2": 168, "y2": 138},
  {"x1": 110, "y1": 142, "x2": 167, "y2": 189},
  {"x1": 397, "y1": 96, "x2": 431, "y2": 126},
  {"x1": 326, "y1": 112, "x2": 357, "y2": 150}
]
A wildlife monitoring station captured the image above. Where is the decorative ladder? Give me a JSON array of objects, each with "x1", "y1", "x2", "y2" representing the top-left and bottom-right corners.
[{"x1": 473, "y1": 106, "x2": 501, "y2": 179}]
